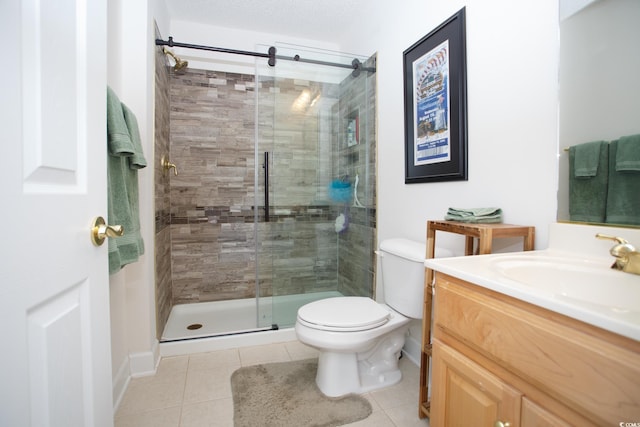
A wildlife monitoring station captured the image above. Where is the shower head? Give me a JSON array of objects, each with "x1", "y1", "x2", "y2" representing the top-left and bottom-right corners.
[{"x1": 163, "y1": 48, "x2": 188, "y2": 72}]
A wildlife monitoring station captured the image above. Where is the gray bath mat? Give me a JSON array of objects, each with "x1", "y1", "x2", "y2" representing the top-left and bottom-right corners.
[{"x1": 231, "y1": 358, "x2": 372, "y2": 427}]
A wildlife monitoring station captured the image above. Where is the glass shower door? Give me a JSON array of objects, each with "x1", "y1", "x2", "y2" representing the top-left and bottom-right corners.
[{"x1": 256, "y1": 44, "x2": 376, "y2": 329}]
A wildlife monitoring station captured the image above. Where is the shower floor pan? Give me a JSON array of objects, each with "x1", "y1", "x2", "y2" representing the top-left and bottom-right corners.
[{"x1": 161, "y1": 291, "x2": 342, "y2": 342}]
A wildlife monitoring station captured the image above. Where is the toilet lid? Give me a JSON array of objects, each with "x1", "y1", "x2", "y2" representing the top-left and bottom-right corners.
[{"x1": 297, "y1": 297, "x2": 390, "y2": 332}]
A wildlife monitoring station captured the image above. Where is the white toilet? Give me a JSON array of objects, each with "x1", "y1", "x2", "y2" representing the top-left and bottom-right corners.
[{"x1": 295, "y1": 238, "x2": 427, "y2": 397}]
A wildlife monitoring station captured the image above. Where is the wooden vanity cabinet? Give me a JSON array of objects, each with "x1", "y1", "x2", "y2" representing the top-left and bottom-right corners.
[{"x1": 430, "y1": 273, "x2": 640, "y2": 427}]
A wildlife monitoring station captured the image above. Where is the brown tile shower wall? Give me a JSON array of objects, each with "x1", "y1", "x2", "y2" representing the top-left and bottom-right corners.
[
  {"x1": 168, "y1": 69, "x2": 257, "y2": 304},
  {"x1": 154, "y1": 39, "x2": 173, "y2": 339},
  {"x1": 168, "y1": 69, "x2": 348, "y2": 304}
]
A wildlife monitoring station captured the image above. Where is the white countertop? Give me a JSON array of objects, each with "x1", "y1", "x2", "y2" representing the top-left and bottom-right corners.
[{"x1": 425, "y1": 248, "x2": 640, "y2": 341}]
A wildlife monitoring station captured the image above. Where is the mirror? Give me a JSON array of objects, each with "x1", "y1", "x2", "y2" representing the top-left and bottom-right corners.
[{"x1": 557, "y1": 0, "x2": 640, "y2": 227}]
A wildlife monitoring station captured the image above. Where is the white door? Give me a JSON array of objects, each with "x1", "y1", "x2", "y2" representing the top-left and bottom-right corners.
[{"x1": 0, "y1": 0, "x2": 113, "y2": 426}]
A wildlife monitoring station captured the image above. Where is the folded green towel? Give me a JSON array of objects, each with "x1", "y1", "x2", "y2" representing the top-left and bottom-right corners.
[
  {"x1": 107, "y1": 86, "x2": 147, "y2": 275},
  {"x1": 569, "y1": 142, "x2": 609, "y2": 222},
  {"x1": 606, "y1": 139, "x2": 640, "y2": 225},
  {"x1": 444, "y1": 207, "x2": 503, "y2": 223},
  {"x1": 573, "y1": 140, "x2": 606, "y2": 177},
  {"x1": 615, "y1": 133, "x2": 640, "y2": 172}
]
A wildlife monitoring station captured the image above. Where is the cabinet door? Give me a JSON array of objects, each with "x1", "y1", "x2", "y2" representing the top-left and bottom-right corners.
[
  {"x1": 521, "y1": 398, "x2": 573, "y2": 427},
  {"x1": 431, "y1": 341, "x2": 521, "y2": 427}
]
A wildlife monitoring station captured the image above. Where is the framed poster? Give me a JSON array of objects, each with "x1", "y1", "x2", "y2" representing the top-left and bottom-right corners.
[{"x1": 403, "y1": 7, "x2": 467, "y2": 183}]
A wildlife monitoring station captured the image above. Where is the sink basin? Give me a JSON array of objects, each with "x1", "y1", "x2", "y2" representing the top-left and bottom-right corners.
[{"x1": 490, "y1": 255, "x2": 640, "y2": 312}]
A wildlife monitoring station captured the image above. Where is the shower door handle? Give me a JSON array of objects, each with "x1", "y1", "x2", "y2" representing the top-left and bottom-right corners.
[{"x1": 263, "y1": 151, "x2": 270, "y2": 222}]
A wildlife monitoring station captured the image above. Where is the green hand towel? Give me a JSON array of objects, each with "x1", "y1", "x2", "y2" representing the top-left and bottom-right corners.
[
  {"x1": 615, "y1": 133, "x2": 640, "y2": 172},
  {"x1": 444, "y1": 207, "x2": 503, "y2": 223},
  {"x1": 606, "y1": 140, "x2": 640, "y2": 225},
  {"x1": 106, "y1": 87, "x2": 147, "y2": 275},
  {"x1": 569, "y1": 142, "x2": 608, "y2": 222},
  {"x1": 573, "y1": 140, "x2": 606, "y2": 177},
  {"x1": 122, "y1": 104, "x2": 148, "y2": 170}
]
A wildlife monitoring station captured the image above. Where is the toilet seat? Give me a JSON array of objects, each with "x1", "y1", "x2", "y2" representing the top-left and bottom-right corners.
[{"x1": 297, "y1": 297, "x2": 390, "y2": 332}]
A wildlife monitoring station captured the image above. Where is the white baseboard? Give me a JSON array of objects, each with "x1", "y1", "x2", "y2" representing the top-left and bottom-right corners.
[
  {"x1": 402, "y1": 333, "x2": 422, "y2": 367},
  {"x1": 112, "y1": 340, "x2": 160, "y2": 415},
  {"x1": 129, "y1": 339, "x2": 160, "y2": 378},
  {"x1": 112, "y1": 357, "x2": 130, "y2": 414}
]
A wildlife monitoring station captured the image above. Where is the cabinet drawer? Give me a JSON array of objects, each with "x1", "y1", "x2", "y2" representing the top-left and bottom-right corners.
[{"x1": 433, "y1": 274, "x2": 640, "y2": 425}]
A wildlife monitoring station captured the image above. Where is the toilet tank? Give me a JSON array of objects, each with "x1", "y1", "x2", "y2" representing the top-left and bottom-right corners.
[{"x1": 379, "y1": 238, "x2": 426, "y2": 319}]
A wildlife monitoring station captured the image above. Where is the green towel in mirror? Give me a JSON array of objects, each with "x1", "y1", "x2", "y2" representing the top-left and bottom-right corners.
[
  {"x1": 615, "y1": 133, "x2": 640, "y2": 172},
  {"x1": 569, "y1": 141, "x2": 608, "y2": 223},
  {"x1": 606, "y1": 139, "x2": 640, "y2": 225},
  {"x1": 573, "y1": 140, "x2": 605, "y2": 177}
]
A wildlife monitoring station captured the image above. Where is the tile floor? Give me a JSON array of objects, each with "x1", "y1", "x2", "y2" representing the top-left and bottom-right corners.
[{"x1": 115, "y1": 340, "x2": 431, "y2": 427}]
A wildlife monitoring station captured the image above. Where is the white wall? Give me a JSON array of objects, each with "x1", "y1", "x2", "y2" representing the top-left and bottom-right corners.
[
  {"x1": 108, "y1": 0, "x2": 167, "y2": 411},
  {"x1": 341, "y1": 0, "x2": 559, "y2": 255},
  {"x1": 340, "y1": 0, "x2": 559, "y2": 351}
]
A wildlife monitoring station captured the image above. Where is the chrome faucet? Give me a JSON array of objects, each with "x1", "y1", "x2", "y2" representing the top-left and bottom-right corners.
[{"x1": 595, "y1": 233, "x2": 640, "y2": 275}]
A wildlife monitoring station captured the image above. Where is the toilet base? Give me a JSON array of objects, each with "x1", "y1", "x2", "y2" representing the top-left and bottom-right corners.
[
  {"x1": 316, "y1": 352, "x2": 360, "y2": 397},
  {"x1": 314, "y1": 326, "x2": 408, "y2": 397}
]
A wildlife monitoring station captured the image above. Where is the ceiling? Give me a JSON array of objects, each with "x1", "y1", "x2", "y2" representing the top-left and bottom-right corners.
[{"x1": 164, "y1": 0, "x2": 368, "y2": 45}]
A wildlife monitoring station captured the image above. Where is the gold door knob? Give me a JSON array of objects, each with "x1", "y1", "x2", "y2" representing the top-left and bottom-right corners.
[
  {"x1": 91, "y1": 216, "x2": 124, "y2": 246},
  {"x1": 494, "y1": 421, "x2": 511, "y2": 427}
]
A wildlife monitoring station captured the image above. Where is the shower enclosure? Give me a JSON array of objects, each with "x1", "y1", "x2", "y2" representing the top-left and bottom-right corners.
[{"x1": 154, "y1": 39, "x2": 377, "y2": 341}]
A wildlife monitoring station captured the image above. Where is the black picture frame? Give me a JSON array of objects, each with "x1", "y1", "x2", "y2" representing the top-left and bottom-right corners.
[{"x1": 403, "y1": 7, "x2": 467, "y2": 183}]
